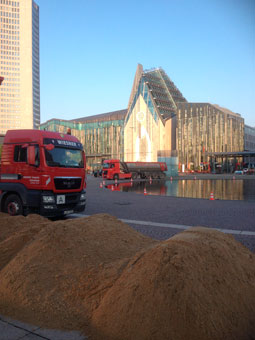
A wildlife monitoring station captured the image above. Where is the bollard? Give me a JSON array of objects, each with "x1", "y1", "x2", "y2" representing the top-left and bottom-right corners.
[
  {"x1": 103, "y1": 180, "x2": 105, "y2": 185},
  {"x1": 144, "y1": 187, "x2": 147, "y2": 195},
  {"x1": 100, "y1": 182, "x2": 103, "y2": 188}
]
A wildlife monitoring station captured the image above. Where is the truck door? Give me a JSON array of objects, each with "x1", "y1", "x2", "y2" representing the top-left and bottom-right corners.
[{"x1": 14, "y1": 144, "x2": 41, "y2": 189}]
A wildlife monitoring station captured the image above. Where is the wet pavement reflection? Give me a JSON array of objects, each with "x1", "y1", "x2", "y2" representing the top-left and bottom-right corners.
[{"x1": 106, "y1": 179, "x2": 255, "y2": 201}]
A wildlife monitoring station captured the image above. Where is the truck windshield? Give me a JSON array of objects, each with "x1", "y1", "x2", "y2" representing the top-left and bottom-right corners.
[
  {"x1": 45, "y1": 147, "x2": 84, "y2": 168},
  {"x1": 103, "y1": 163, "x2": 110, "y2": 169}
]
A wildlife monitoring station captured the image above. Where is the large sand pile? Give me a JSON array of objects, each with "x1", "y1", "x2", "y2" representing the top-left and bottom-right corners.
[
  {"x1": 91, "y1": 228, "x2": 255, "y2": 340},
  {"x1": 0, "y1": 213, "x2": 254, "y2": 340}
]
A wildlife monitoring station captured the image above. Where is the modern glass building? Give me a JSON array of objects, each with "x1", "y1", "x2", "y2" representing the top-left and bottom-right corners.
[
  {"x1": 0, "y1": 0, "x2": 40, "y2": 134},
  {"x1": 176, "y1": 103, "x2": 244, "y2": 171},
  {"x1": 244, "y1": 125, "x2": 255, "y2": 166},
  {"x1": 40, "y1": 64, "x2": 245, "y2": 175},
  {"x1": 40, "y1": 110, "x2": 126, "y2": 170},
  {"x1": 244, "y1": 125, "x2": 255, "y2": 152}
]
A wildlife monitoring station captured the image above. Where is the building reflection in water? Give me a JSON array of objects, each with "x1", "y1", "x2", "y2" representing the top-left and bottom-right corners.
[{"x1": 106, "y1": 179, "x2": 255, "y2": 201}]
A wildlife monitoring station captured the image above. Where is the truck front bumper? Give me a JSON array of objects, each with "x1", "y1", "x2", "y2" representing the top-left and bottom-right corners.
[{"x1": 40, "y1": 190, "x2": 86, "y2": 217}]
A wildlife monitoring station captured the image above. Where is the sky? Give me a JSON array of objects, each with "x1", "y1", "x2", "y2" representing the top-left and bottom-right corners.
[{"x1": 36, "y1": 0, "x2": 255, "y2": 127}]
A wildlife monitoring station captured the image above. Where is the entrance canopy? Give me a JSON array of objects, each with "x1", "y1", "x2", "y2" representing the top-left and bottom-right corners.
[{"x1": 207, "y1": 151, "x2": 255, "y2": 158}]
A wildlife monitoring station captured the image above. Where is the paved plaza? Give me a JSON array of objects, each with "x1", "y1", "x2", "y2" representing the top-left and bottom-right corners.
[{"x1": 84, "y1": 175, "x2": 255, "y2": 252}]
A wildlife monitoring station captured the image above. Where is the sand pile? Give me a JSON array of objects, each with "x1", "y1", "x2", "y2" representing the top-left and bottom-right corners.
[
  {"x1": 0, "y1": 213, "x2": 156, "y2": 331},
  {"x1": 0, "y1": 213, "x2": 255, "y2": 340},
  {"x1": 91, "y1": 227, "x2": 255, "y2": 340}
]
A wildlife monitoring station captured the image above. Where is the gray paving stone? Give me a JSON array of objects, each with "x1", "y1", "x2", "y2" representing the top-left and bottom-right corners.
[
  {"x1": 34, "y1": 328, "x2": 87, "y2": 340},
  {"x1": 0, "y1": 316, "x2": 39, "y2": 332},
  {"x1": 19, "y1": 334, "x2": 47, "y2": 339},
  {"x1": 0, "y1": 319, "x2": 28, "y2": 340}
]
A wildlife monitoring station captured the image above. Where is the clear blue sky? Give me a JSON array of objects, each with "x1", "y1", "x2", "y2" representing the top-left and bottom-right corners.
[{"x1": 36, "y1": 0, "x2": 255, "y2": 127}]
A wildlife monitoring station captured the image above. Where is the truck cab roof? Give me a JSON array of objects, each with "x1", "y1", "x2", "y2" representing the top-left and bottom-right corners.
[{"x1": 4, "y1": 129, "x2": 80, "y2": 145}]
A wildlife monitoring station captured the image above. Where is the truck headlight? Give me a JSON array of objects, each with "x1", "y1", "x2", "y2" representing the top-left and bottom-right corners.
[
  {"x1": 42, "y1": 195, "x2": 55, "y2": 203},
  {"x1": 80, "y1": 193, "x2": 86, "y2": 201}
]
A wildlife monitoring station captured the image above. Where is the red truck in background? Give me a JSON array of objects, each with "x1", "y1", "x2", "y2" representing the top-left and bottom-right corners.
[
  {"x1": 0, "y1": 129, "x2": 86, "y2": 217},
  {"x1": 102, "y1": 159, "x2": 167, "y2": 180}
]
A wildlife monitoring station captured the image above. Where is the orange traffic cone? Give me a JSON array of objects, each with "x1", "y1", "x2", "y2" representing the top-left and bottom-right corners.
[
  {"x1": 144, "y1": 187, "x2": 147, "y2": 195},
  {"x1": 100, "y1": 182, "x2": 103, "y2": 188},
  {"x1": 210, "y1": 192, "x2": 214, "y2": 200}
]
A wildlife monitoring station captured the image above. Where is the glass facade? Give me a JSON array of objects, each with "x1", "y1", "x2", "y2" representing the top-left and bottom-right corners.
[
  {"x1": 244, "y1": 125, "x2": 255, "y2": 166},
  {"x1": 40, "y1": 110, "x2": 126, "y2": 170},
  {"x1": 124, "y1": 65, "x2": 186, "y2": 175},
  {"x1": 244, "y1": 125, "x2": 255, "y2": 151},
  {"x1": 177, "y1": 103, "x2": 244, "y2": 170}
]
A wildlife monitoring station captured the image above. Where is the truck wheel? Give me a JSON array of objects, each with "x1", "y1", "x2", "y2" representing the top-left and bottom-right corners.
[
  {"x1": 113, "y1": 174, "x2": 119, "y2": 180},
  {"x1": 4, "y1": 194, "x2": 23, "y2": 216}
]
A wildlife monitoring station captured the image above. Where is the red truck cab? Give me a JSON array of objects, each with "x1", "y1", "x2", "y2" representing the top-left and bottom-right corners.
[
  {"x1": 0, "y1": 129, "x2": 86, "y2": 217},
  {"x1": 102, "y1": 159, "x2": 131, "y2": 180}
]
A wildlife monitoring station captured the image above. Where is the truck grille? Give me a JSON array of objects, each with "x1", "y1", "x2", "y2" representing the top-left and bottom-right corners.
[{"x1": 54, "y1": 177, "x2": 82, "y2": 190}]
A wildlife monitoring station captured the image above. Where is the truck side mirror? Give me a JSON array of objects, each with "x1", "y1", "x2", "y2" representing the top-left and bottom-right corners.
[
  {"x1": 27, "y1": 146, "x2": 36, "y2": 166},
  {"x1": 44, "y1": 144, "x2": 55, "y2": 151}
]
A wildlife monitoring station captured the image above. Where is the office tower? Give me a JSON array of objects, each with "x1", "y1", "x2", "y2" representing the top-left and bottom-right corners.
[{"x1": 0, "y1": 0, "x2": 40, "y2": 134}]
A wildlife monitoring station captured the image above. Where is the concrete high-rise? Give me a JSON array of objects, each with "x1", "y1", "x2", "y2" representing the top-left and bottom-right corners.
[{"x1": 0, "y1": 0, "x2": 40, "y2": 134}]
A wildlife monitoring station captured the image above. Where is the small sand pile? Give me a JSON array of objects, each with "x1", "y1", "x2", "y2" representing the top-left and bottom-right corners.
[{"x1": 0, "y1": 213, "x2": 255, "y2": 340}]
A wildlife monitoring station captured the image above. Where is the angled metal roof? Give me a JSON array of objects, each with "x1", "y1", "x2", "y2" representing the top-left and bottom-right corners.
[
  {"x1": 211, "y1": 104, "x2": 241, "y2": 118},
  {"x1": 126, "y1": 65, "x2": 187, "y2": 125},
  {"x1": 70, "y1": 109, "x2": 127, "y2": 123},
  {"x1": 143, "y1": 68, "x2": 187, "y2": 121}
]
